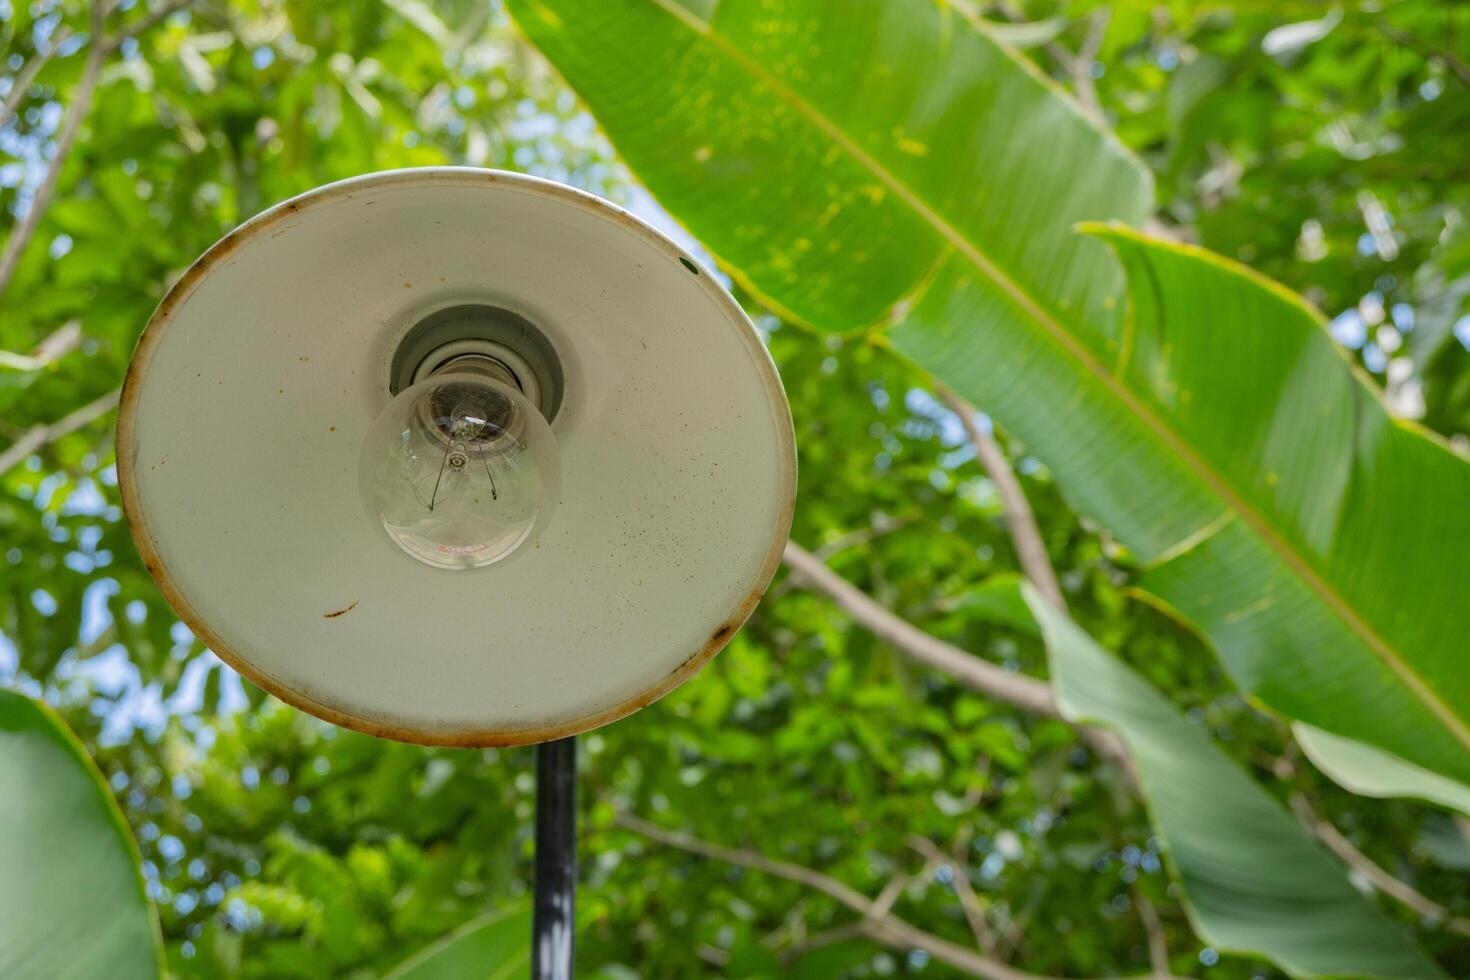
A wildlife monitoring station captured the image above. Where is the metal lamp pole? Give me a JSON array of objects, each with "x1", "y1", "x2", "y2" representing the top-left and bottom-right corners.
[{"x1": 532, "y1": 736, "x2": 577, "y2": 979}]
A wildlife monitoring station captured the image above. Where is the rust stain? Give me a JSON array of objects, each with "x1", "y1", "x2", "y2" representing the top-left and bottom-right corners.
[{"x1": 323, "y1": 601, "x2": 358, "y2": 619}]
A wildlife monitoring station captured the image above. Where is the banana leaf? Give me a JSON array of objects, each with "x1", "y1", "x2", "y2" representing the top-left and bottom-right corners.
[
  {"x1": 507, "y1": 0, "x2": 1470, "y2": 789},
  {"x1": 0, "y1": 690, "x2": 162, "y2": 980},
  {"x1": 1025, "y1": 589, "x2": 1444, "y2": 979}
]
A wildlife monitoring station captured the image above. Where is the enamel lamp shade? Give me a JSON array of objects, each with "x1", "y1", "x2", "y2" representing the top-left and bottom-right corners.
[{"x1": 118, "y1": 168, "x2": 796, "y2": 746}]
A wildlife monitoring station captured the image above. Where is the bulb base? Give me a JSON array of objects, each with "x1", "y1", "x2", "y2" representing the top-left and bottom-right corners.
[{"x1": 390, "y1": 304, "x2": 564, "y2": 422}]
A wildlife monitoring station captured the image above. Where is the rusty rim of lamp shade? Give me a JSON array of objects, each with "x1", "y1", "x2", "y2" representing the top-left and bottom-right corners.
[{"x1": 117, "y1": 168, "x2": 796, "y2": 746}]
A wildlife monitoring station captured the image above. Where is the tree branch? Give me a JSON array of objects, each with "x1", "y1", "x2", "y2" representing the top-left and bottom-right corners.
[
  {"x1": 0, "y1": 387, "x2": 120, "y2": 477},
  {"x1": 783, "y1": 540, "x2": 1058, "y2": 716},
  {"x1": 0, "y1": 28, "x2": 75, "y2": 130},
  {"x1": 938, "y1": 388, "x2": 1065, "y2": 610},
  {"x1": 618, "y1": 811, "x2": 1184, "y2": 980},
  {"x1": 1288, "y1": 794, "x2": 1470, "y2": 938},
  {"x1": 0, "y1": 0, "x2": 107, "y2": 304},
  {"x1": 781, "y1": 541, "x2": 1137, "y2": 778}
]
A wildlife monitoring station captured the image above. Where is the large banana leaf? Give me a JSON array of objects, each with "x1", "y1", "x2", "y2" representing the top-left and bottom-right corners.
[
  {"x1": 0, "y1": 690, "x2": 163, "y2": 980},
  {"x1": 507, "y1": 0, "x2": 1470, "y2": 787},
  {"x1": 1023, "y1": 589, "x2": 1444, "y2": 979}
]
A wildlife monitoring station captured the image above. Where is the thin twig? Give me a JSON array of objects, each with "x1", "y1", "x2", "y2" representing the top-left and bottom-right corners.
[
  {"x1": 989, "y1": 2, "x2": 1075, "y2": 78},
  {"x1": 1069, "y1": 9, "x2": 1110, "y2": 123},
  {"x1": 869, "y1": 866, "x2": 921, "y2": 919},
  {"x1": 814, "y1": 512, "x2": 916, "y2": 562},
  {"x1": 72, "y1": 624, "x2": 119, "y2": 660},
  {"x1": 1132, "y1": 887, "x2": 1170, "y2": 975},
  {"x1": 0, "y1": 387, "x2": 120, "y2": 477},
  {"x1": 0, "y1": 0, "x2": 107, "y2": 304},
  {"x1": 1356, "y1": 190, "x2": 1399, "y2": 262},
  {"x1": 768, "y1": 514, "x2": 916, "y2": 601},
  {"x1": 0, "y1": 320, "x2": 82, "y2": 371},
  {"x1": 908, "y1": 834, "x2": 999, "y2": 956},
  {"x1": 106, "y1": 0, "x2": 199, "y2": 53},
  {"x1": 938, "y1": 387, "x2": 1065, "y2": 610},
  {"x1": 778, "y1": 922, "x2": 866, "y2": 967},
  {"x1": 694, "y1": 944, "x2": 729, "y2": 968},
  {"x1": 989, "y1": 1, "x2": 1104, "y2": 121},
  {"x1": 997, "y1": 884, "x2": 1043, "y2": 961},
  {"x1": 1288, "y1": 794, "x2": 1470, "y2": 938},
  {"x1": 1142, "y1": 216, "x2": 1188, "y2": 243},
  {"x1": 0, "y1": 0, "x2": 199, "y2": 306},
  {"x1": 617, "y1": 810, "x2": 875, "y2": 914},
  {"x1": 618, "y1": 811, "x2": 1184, "y2": 980},
  {"x1": 0, "y1": 27, "x2": 75, "y2": 130},
  {"x1": 1376, "y1": 22, "x2": 1470, "y2": 88}
]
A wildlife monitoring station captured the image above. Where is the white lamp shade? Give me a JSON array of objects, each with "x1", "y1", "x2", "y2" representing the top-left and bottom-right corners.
[{"x1": 118, "y1": 169, "x2": 796, "y2": 746}]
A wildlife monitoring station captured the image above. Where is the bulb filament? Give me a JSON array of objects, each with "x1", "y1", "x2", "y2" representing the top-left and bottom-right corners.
[{"x1": 428, "y1": 436, "x2": 500, "y2": 512}]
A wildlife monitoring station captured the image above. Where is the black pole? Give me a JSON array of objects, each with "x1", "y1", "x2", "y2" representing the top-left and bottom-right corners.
[{"x1": 532, "y1": 736, "x2": 576, "y2": 980}]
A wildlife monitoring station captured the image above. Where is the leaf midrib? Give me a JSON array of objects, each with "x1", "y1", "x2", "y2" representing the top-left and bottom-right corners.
[{"x1": 635, "y1": 0, "x2": 1470, "y2": 755}]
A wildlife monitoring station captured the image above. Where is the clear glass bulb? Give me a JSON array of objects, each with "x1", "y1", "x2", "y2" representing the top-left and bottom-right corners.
[{"x1": 358, "y1": 360, "x2": 560, "y2": 569}]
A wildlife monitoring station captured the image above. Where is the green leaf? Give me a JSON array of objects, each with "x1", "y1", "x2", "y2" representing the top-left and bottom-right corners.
[
  {"x1": 1295, "y1": 723, "x2": 1470, "y2": 818},
  {"x1": 382, "y1": 904, "x2": 532, "y2": 980},
  {"x1": 507, "y1": 0, "x2": 1151, "y2": 340},
  {"x1": 943, "y1": 572, "x2": 1038, "y2": 634},
  {"x1": 1022, "y1": 590, "x2": 1444, "y2": 980},
  {"x1": 727, "y1": 921, "x2": 781, "y2": 976},
  {"x1": 1418, "y1": 816, "x2": 1470, "y2": 872},
  {"x1": 1261, "y1": 10, "x2": 1343, "y2": 58},
  {"x1": 507, "y1": 0, "x2": 1470, "y2": 786},
  {"x1": 0, "y1": 690, "x2": 163, "y2": 980},
  {"x1": 1091, "y1": 228, "x2": 1470, "y2": 789},
  {"x1": 787, "y1": 938, "x2": 875, "y2": 978},
  {"x1": 585, "y1": 967, "x2": 641, "y2": 980}
]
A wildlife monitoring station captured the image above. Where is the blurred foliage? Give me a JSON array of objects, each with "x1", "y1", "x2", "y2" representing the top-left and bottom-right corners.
[{"x1": 1, "y1": 0, "x2": 1467, "y2": 977}]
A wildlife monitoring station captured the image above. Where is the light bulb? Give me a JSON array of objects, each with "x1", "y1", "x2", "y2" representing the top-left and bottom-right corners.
[{"x1": 358, "y1": 357, "x2": 560, "y2": 569}]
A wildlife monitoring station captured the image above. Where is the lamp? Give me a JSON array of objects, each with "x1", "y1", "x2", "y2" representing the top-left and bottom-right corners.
[{"x1": 117, "y1": 168, "x2": 796, "y2": 977}]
